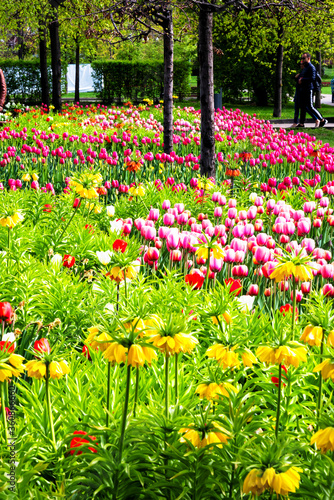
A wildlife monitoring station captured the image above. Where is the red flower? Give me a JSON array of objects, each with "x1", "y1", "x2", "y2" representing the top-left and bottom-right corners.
[
  {"x1": 0, "y1": 302, "x2": 13, "y2": 323},
  {"x1": 271, "y1": 365, "x2": 288, "y2": 387},
  {"x1": 0, "y1": 340, "x2": 15, "y2": 353},
  {"x1": 63, "y1": 254, "x2": 76, "y2": 268},
  {"x1": 279, "y1": 304, "x2": 298, "y2": 319},
  {"x1": 185, "y1": 273, "x2": 205, "y2": 290},
  {"x1": 113, "y1": 239, "x2": 128, "y2": 253},
  {"x1": 43, "y1": 204, "x2": 53, "y2": 213},
  {"x1": 225, "y1": 278, "x2": 242, "y2": 296},
  {"x1": 34, "y1": 338, "x2": 51, "y2": 354},
  {"x1": 82, "y1": 345, "x2": 93, "y2": 360},
  {"x1": 85, "y1": 224, "x2": 94, "y2": 234},
  {"x1": 73, "y1": 198, "x2": 81, "y2": 209},
  {"x1": 69, "y1": 430, "x2": 98, "y2": 455}
]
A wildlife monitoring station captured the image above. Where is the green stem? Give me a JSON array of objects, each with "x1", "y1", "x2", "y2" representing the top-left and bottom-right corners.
[
  {"x1": 118, "y1": 364, "x2": 132, "y2": 463},
  {"x1": 133, "y1": 366, "x2": 139, "y2": 418},
  {"x1": 205, "y1": 249, "x2": 210, "y2": 291},
  {"x1": 46, "y1": 364, "x2": 56, "y2": 450},
  {"x1": 1, "y1": 382, "x2": 8, "y2": 445},
  {"x1": 55, "y1": 205, "x2": 79, "y2": 247},
  {"x1": 7, "y1": 228, "x2": 10, "y2": 269},
  {"x1": 165, "y1": 355, "x2": 169, "y2": 420},
  {"x1": 175, "y1": 353, "x2": 179, "y2": 405},
  {"x1": 275, "y1": 364, "x2": 282, "y2": 439},
  {"x1": 123, "y1": 273, "x2": 128, "y2": 300},
  {"x1": 106, "y1": 361, "x2": 111, "y2": 427},
  {"x1": 291, "y1": 279, "x2": 297, "y2": 340},
  {"x1": 317, "y1": 333, "x2": 325, "y2": 425}
]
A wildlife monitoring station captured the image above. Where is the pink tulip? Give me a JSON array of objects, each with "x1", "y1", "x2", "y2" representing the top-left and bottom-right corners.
[
  {"x1": 166, "y1": 231, "x2": 180, "y2": 250},
  {"x1": 248, "y1": 284, "x2": 259, "y2": 296},
  {"x1": 210, "y1": 257, "x2": 223, "y2": 272},
  {"x1": 321, "y1": 264, "x2": 334, "y2": 279},
  {"x1": 254, "y1": 246, "x2": 270, "y2": 264},
  {"x1": 163, "y1": 213, "x2": 175, "y2": 226}
]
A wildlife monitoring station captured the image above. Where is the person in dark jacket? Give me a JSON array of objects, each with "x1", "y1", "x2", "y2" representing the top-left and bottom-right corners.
[
  {"x1": 293, "y1": 59, "x2": 320, "y2": 127},
  {"x1": 0, "y1": 68, "x2": 6, "y2": 112},
  {"x1": 297, "y1": 52, "x2": 327, "y2": 128}
]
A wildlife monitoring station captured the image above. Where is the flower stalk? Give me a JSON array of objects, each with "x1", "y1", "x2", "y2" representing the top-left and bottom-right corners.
[
  {"x1": 275, "y1": 364, "x2": 282, "y2": 439},
  {"x1": 1, "y1": 382, "x2": 8, "y2": 445},
  {"x1": 45, "y1": 363, "x2": 56, "y2": 450}
]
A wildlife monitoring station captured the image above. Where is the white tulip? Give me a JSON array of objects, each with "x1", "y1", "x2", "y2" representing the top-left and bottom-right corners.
[
  {"x1": 110, "y1": 219, "x2": 123, "y2": 234},
  {"x1": 237, "y1": 295, "x2": 255, "y2": 312},
  {"x1": 106, "y1": 205, "x2": 115, "y2": 217},
  {"x1": 50, "y1": 253, "x2": 63, "y2": 268},
  {"x1": 96, "y1": 250, "x2": 112, "y2": 265}
]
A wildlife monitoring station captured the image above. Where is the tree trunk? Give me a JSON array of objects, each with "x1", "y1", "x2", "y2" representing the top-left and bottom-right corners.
[
  {"x1": 75, "y1": 42, "x2": 80, "y2": 104},
  {"x1": 49, "y1": 7, "x2": 62, "y2": 111},
  {"x1": 18, "y1": 28, "x2": 24, "y2": 60},
  {"x1": 315, "y1": 49, "x2": 321, "y2": 109},
  {"x1": 199, "y1": 6, "x2": 215, "y2": 178},
  {"x1": 273, "y1": 41, "x2": 284, "y2": 117},
  {"x1": 163, "y1": 6, "x2": 173, "y2": 154},
  {"x1": 39, "y1": 26, "x2": 50, "y2": 108}
]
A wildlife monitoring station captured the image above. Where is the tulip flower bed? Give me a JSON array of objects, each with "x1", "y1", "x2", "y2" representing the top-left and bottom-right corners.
[{"x1": 1, "y1": 103, "x2": 334, "y2": 499}]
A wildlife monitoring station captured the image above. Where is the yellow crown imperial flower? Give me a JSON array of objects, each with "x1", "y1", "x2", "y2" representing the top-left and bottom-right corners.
[
  {"x1": 49, "y1": 360, "x2": 70, "y2": 379},
  {"x1": 26, "y1": 359, "x2": 69, "y2": 379},
  {"x1": 149, "y1": 332, "x2": 198, "y2": 357},
  {"x1": 26, "y1": 359, "x2": 47, "y2": 379},
  {"x1": 327, "y1": 331, "x2": 334, "y2": 347},
  {"x1": 0, "y1": 353, "x2": 25, "y2": 382},
  {"x1": 206, "y1": 344, "x2": 240, "y2": 369},
  {"x1": 310, "y1": 427, "x2": 334, "y2": 453},
  {"x1": 300, "y1": 325, "x2": 323, "y2": 347},
  {"x1": 103, "y1": 342, "x2": 127, "y2": 364},
  {"x1": 127, "y1": 344, "x2": 157, "y2": 368},
  {"x1": 243, "y1": 466, "x2": 302, "y2": 496},
  {"x1": 195, "y1": 381, "x2": 238, "y2": 400},
  {"x1": 86, "y1": 326, "x2": 112, "y2": 352},
  {"x1": 180, "y1": 421, "x2": 230, "y2": 449},
  {"x1": 0, "y1": 211, "x2": 24, "y2": 229},
  {"x1": 256, "y1": 344, "x2": 307, "y2": 368},
  {"x1": 313, "y1": 359, "x2": 334, "y2": 381},
  {"x1": 241, "y1": 349, "x2": 257, "y2": 367}
]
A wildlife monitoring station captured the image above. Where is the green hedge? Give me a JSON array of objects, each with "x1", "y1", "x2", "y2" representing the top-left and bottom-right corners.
[
  {"x1": 0, "y1": 59, "x2": 52, "y2": 104},
  {"x1": 91, "y1": 60, "x2": 191, "y2": 103}
]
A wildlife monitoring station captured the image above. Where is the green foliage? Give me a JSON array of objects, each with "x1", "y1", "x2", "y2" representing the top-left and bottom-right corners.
[
  {"x1": 0, "y1": 59, "x2": 52, "y2": 104},
  {"x1": 91, "y1": 60, "x2": 191, "y2": 103}
]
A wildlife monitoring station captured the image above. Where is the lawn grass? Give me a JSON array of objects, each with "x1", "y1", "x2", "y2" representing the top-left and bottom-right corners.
[
  {"x1": 62, "y1": 92, "x2": 97, "y2": 99},
  {"x1": 178, "y1": 100, "x2": 334, "y2": 118}
]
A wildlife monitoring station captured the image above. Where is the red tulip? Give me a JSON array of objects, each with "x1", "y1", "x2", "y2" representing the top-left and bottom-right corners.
[
  {"x1": 43, "y1": 204, "x2": 53, "y2": 213},
  {"x1": 34, "y1": 338, "x2": 51, "y2": 354},
  {"x1": 0, "y1": 340, "x2": 15, "y2": 353},
  {"x1": 224, "y1": 278, "x2": 242, "y2": 296},
  {"x1": 69, "y1": 430, "x2": 98, "y2": 455},
  {"x1": 279, "y1": 304, "x2": 298, "y2": 319},
  {"x1": 82, "y1": 345, "x2": 91, "y2": 360},
  {"x1": 271, "y1": 365, "x2": 288, "y2": 387},
  {"x1": 185, "y1": 273, "x2": 205, "y2": 290},
  {"x1": 63, "y1": 255, "x2": 75, "y2": 268},
  {"x1": 73, "y1": 198, "x2": 81, "y2": 208},
  {"x1": 0, "y1": 302, "x2": 13, "y2": 323},
  {"x1": 113, "y1": 239, "x2": 128, "y2": 253}
]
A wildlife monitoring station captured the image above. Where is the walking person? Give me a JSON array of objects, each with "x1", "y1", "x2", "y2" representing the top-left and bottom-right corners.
[
  {"x1": 0, "y1": 67, "x2": 6, "y2": 113},
  {"x1": 296, "y1": 52, "x2": 328, "y2": 128},
  {"x1": 292, "y1": 59, "x2": 320, "y2": 128}
]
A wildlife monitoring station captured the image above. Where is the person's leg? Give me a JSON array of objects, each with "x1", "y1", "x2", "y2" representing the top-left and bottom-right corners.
[
  {"x1": 306, "y1": 90, "x2": 324, "y2": 120},
  {"x1": 299, "y1": 91, "x2": 307, "y2": 126},
  {"x1": 293, "y1": 91, "x2": 299, "y2": 125}
]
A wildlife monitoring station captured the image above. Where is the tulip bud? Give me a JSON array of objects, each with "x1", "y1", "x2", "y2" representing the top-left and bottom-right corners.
[
  {"x1": 34, "y1": 338, "x2": 51, "y2": 354},
  {"x1": 73, "y1": 198, "x2": 81, "y2": 209}
]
